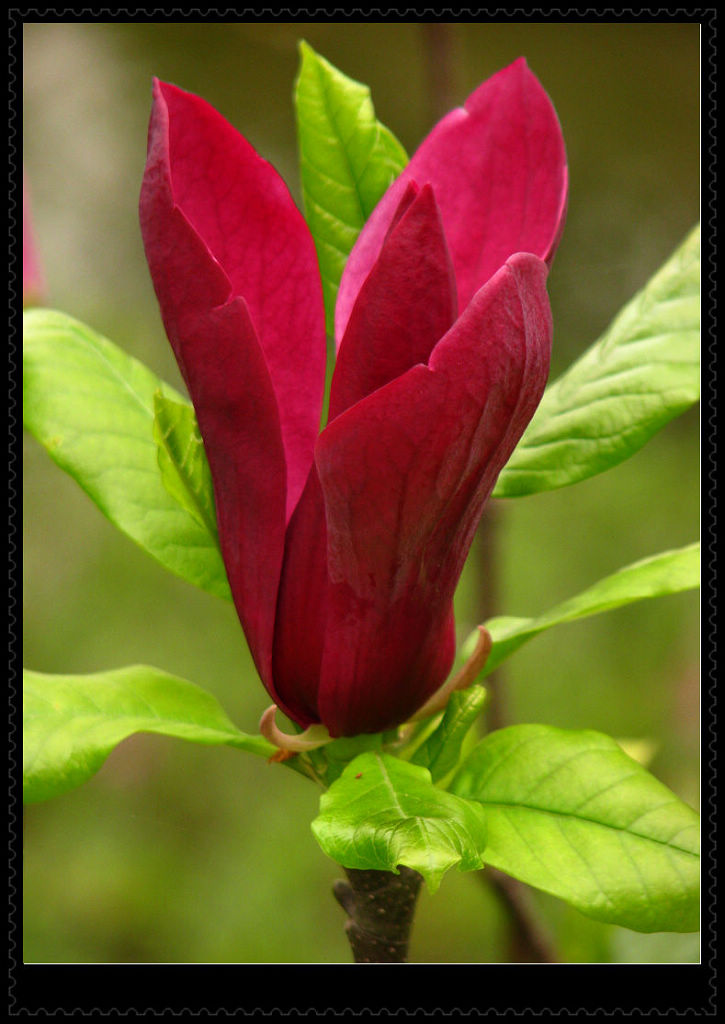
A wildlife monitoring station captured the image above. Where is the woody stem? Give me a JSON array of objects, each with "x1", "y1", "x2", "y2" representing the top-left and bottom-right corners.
[{"x1": 333, "y1": 866, "x2": 423, "y2": 963}]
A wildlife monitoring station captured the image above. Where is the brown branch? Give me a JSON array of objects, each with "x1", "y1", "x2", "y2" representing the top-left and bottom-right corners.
[{"x1": 333, "y1": 866, "x2": 423, "y2": 963}]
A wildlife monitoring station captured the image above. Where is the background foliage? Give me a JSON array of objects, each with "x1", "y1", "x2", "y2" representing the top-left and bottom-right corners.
[{"x1": 23, "y1": 20, "x2": 699, "y2": 964}]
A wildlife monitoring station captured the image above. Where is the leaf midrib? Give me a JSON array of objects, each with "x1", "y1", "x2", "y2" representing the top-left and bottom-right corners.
[
  {"x1": 313, "y1": 61, "x2": 370, "y2": 228},
  {"x1": 156, "y1": 420, "x2": 219, "y2": 544},
  {"x1": 478, "y1": 798, "x2": 698, "y2": 857}
]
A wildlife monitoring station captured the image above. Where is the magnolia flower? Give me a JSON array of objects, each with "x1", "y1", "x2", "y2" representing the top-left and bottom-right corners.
[{"x1": 139, "y1": 58, "x2": 567, "y2": 738}]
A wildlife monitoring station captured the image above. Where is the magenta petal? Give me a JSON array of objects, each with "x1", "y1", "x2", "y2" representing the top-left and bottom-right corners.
[
  {"x1": 178, "y1": 296, "x2": 289, "y2": 698},
  {"x1": 146, "y1": 79, "x2": 326, "y2": 519},
  {"x1": 316, "y1": 253, "x2": 552, "y2": 736},
  {"x1": 336, "y1": 58, "x2": 568, "y2": 341},
  {"x1": 328, "y1": 183, "x2": 457, "y2": 420},
  {"x1": 140, "y1": 88, "x2": 288, "y2": 695},
  {"x1": 271, "y1": 466, "x2": 328, "y2": 728}
]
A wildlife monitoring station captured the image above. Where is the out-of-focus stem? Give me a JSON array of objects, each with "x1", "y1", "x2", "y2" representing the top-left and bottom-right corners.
[
  {"x1": 486, "y1": 868, "x2": 558, "y2": 963},
  {"x1": 475, "y1": 505, "x2": 560, "y2": 961},
  {"x1": 475, "y1": 500, "x2": 508, "y2": 732},
  {"x1": 333, "y1": 866, "x2": 423, "y2": 963},
  {"x1": 422, "y1": 22, "x2": 456, "y2": 122}
]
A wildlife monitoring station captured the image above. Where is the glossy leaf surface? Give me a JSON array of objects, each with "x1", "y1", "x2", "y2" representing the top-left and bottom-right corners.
[
  {"x1": 312, "y1": 751, "x2": 487, "y2": 891},
  {"x1": 410, "y1": 685, "x2": 487, "y2": 783},
  {"x1": 23, "y1": 309, "x2": 230, "y2": 600},
  {"x1": 23, "y1": 666, "x2": 273, "y2": 803},
  {"x1": 451, "y1": 724, "x2": 700, "y2": 932},
  {"x1": 495, "y1": 225, "x2": 700, "y2": 496}
]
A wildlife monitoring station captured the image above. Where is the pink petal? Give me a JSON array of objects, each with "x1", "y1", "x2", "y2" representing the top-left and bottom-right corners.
[
  {"x1": 328, "y1": 183, "x2": 457, "y2": 421},
  {"x1": 148, "y1": 79, "x2": 326, "y2": 519},
  {"x1": 317, "y1": 252, "x2": 552, "y2": 736},
  {"x1": 336, "y1": 58, "x2": 567, "y2": 343},
  {"x1": 140, "y1": 85, "x2": 289, "y2": 695},
  {"x1": 23, "y1": 173, "x2": 45, "y2": 305}
]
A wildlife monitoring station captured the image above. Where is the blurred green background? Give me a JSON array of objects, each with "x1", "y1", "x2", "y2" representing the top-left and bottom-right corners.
[{"x1": 23, "y1": 21, "x2": 700, "y2": 964}]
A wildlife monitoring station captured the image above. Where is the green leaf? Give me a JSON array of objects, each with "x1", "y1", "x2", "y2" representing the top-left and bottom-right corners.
[
  {"x1": 410, "y1": 685, "x2": 487, "y2": 783},
  {"x1": 495, "y1": 224, "x2": 700, "y2": 497},
  {"x1": 311, "y1": 751, "x2": 487, "y2": 892},
  {"x1": 23, "y1": 665, "x2": 275, "y2": 803},
  {"x1": 451, "y1": 725, "x2": 699, "y2": 932},
  {"x1": 153, "y1": 390, "x2": 218, "y2": 538},
  {"x1": 481, "y1": 542, "x2": 699, "y2": 677},
  {"x1": 305, "y1": 731, "x2": 384, "y2": 788},
  {"x1": 295, "y1": 41, "x2": 408, "y2": 333},
  {"x1": 23, "y1": 309, "x2": 231, "y2": 600}
]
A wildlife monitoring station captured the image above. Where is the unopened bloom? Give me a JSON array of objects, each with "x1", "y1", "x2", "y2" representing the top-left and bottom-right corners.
[{"x1": 139, "y1": 59, "x2": 567, "y2": 737}]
